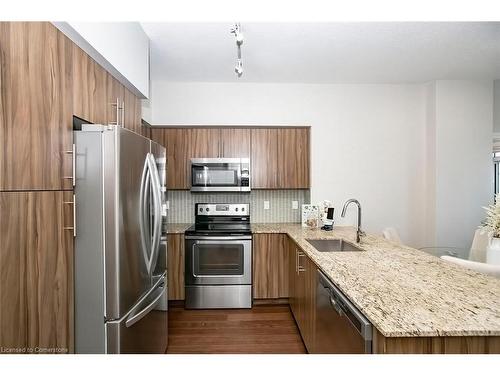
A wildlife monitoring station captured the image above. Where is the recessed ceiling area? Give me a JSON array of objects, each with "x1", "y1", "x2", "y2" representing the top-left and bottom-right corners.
[{"x1": 141, "y1": 22, "x2": 500, "y2": 83}]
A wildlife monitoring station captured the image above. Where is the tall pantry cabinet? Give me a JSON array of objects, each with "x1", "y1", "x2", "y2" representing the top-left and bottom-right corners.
[{"x1": 0, "y1": 22, "x2": 146, "y2": 353}]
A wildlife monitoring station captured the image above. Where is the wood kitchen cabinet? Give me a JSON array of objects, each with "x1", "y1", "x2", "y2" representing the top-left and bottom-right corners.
[
  {"x1": 252, "y1": 234, "x2": 290, "y2": 299},
  {"x1": 250, "y1": 128, "x2": 310, "y2": 189},
  {"x1": 277, "y1": 128, "x2": 310, "y2": 188},
  {"x1": 106, "y1": 73, "x2": 125, "y2": 126},
  {"x1": 0, "y1": 191, "x2": 74, "y2": 353},
  {"x1": 250, "y1": 129, "x2": 280, "y2": 188},
  {"x1": 289, "y1": 239, "x2": 316, "y2": 353},
  {"x1": 152, "y1": 128, "x2": 219, "y2": 189},
  {"x1": 72, "y1": 45, "x2": 107, "y2": 124},
  {"x1": 167, "y1": 234, "x2": 185, "y2": 300},
  {"x1": 0, "y1": 22, "x2": 74, "y2": 191},
  {"x1": 123, "y1": 87, "x2": 144, "y2": 135}
]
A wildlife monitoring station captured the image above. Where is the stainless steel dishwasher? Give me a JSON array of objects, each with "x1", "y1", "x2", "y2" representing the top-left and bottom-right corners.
[{"x1": 315, "y1": 270, "x2": 372, "y2": 353}]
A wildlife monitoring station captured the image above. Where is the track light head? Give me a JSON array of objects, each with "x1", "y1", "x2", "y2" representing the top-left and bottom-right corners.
[{"x1": 235, "y1": 59, "x2": 243, "y2": 77}]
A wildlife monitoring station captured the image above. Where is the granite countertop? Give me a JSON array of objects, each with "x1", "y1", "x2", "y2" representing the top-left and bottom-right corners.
[{"x1": 251, "y1": 223, "x2": 500, "y2": 338}]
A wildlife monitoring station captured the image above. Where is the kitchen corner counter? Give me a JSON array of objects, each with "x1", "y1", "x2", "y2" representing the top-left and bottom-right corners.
[
  {"x1": 166, "y1": 223, "x2": 192, "y2": 234},
  {"x1": 251, "y1": 223, "x2": 500, "y2": 338}
]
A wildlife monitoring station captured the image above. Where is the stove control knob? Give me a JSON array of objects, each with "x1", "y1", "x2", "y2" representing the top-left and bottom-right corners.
[
  {"x1": 206, "y1": 208, "x2": 209, "y2": 212},
  {"x1": 242, "y1": 207, "x2": 245, "y2": 211},
  {"x1": 199, "y1": 208, "x2": 203, "y2": 212},
  {"x1": 235, "y1": 207, "x2": 239, "y2": 212}
]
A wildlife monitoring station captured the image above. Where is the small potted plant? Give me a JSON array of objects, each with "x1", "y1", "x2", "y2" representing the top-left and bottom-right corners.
[{"x1": 481, "y1": 196, "x2": 500, "y2": 265}]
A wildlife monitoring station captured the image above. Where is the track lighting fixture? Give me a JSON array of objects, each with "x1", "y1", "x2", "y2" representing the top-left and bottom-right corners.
[{"x1": 230, "y1": 23, "x2": 244, "y2": 77}]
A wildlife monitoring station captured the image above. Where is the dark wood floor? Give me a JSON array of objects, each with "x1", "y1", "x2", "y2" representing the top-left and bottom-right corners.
[{"x1": 166, "y1": 304, "x2": 307, "y2": 354}]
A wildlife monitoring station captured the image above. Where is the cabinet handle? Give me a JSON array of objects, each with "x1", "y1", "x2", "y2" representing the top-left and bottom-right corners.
[
  {"x1": 121, "y1": 100, "x2": 125, "y2": 128},
  {"x1": 63, "y1": 194, "x2": 76, "y2": 237},
  {"x1": 109, "y1": 98, "x2": 123, "y2": 126},
  {"x1": 298, "y1": 252, "x2": 306, "y2": 273},
  {"x1": 62, "y1": 143, "x2": 75, "y2": 187}
]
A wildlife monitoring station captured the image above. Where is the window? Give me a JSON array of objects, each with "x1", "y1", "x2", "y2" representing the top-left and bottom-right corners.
[{"x1": 494, "y1": 152, "x2": 500, "y2": 196}]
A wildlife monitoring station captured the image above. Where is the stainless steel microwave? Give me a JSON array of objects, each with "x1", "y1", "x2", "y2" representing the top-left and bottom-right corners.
[{"x1": 190, "y1": 158, "x2": 250, "y2": 192}]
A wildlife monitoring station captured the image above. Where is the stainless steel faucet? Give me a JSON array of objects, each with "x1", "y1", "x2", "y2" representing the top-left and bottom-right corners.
[{"x1": 341, "y1": 199, "x2": 365, "y2": 243}]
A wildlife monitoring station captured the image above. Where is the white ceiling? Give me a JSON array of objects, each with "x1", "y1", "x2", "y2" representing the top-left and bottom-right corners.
[{"x1": 141, "y1": 22, "x2": 500, "y2": 83}]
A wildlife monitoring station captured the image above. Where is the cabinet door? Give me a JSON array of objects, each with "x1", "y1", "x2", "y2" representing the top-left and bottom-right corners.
[
  {"x1": 106, "y1": 73, "x2": 125, "y2": 126},
  {"x1": 72, "y1": 45, "x2": 107, "y2": 124},
  {"x1": 278, "y1": 234, "x2": 290, "y2": 298},
  {"x1": 220, "y1": 128, "x2": 251, "y2": 158},
  {"x1": 158, "y1": 128, "x2": 219, "y2": 189},
  {"x1": 250, "y1": 129, "x2": 279, "y2": 188},
  {"x1": 123, "y1": 87, "x2": 140, "y2": 133},
  {"x1": 167, "y1": 234, "x2": 185, "y2": 300},
  {"x1": 302, "y1": 254, "x2": 317, "y2": 352},
  {"x1": 151, "y1": 129, "x2": 184, "y2": 189},
  {"x1": 253, "y1": 234, "x2": 280, "y2": 299},
  {"x1": 0, "y1": 191, "x2": 74, "y2": 353},
  {"x1": 278, "y1": 128, "x2": 310, "y2": 188},
  {"x1": 288, "y1": 240, "x2": 299, "y2": 318},
  {"x1": 0, "y1": 22, "x2": 73, "y2": 191}
]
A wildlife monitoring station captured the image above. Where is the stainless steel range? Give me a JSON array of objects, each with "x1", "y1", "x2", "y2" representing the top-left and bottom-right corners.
[{"x1": 185, "y1": 203, "x2": 252, "y2": 309}]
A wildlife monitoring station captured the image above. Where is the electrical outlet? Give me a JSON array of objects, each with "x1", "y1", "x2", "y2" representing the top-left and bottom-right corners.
[
  {"x1": 292, "y1": 200, "x2": 299, "y2": 209},
  {"x1": 166, "y1": 200, "x2": 170, "y2": 210},
  {"x1": 264, "y1": 201, "x2": 270, "y2": 210}
]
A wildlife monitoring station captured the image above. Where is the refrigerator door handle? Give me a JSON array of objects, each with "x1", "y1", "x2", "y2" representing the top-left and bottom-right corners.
[
  {"x1": 147, "y1": 153, "x2": 162, "y2": 276},
  {"x1": 139, "y1": 156, "x2": 152, "y2": 274},
  {"x1": 125, "y1": 284, "x2": 165, "y2": 328}
]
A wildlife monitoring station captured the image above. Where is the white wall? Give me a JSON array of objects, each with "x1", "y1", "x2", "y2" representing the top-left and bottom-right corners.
[
  {"x1": 151, "y1": 82, "x2": 427, "y2": 247},
  {"x1": 428, "y1": 81, "x2": 494, "y2": 255},
  {"x1": 54, "y1": 22, "x2": 150, "y2": 98}
]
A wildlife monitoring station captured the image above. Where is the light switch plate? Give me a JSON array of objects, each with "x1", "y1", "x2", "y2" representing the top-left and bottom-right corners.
[
  {"x1": 264, "y1": 201, "x2": 270, "y2": 210},
  {"x1": 292, "y1": 200, "x2": 299, "y2": 209},
  {"x1": 166, "y1": 200, "x2": 170, "y2": 210}
]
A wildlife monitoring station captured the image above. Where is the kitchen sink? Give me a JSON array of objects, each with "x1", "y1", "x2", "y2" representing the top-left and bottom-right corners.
[{"x1": 306, "y1": 239, "x2": 363, "y2": 252}]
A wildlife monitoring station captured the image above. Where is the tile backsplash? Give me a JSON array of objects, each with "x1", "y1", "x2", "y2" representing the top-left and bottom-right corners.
[{"x1": 166, "y1": 190, "x2": 310, "y2": 223}]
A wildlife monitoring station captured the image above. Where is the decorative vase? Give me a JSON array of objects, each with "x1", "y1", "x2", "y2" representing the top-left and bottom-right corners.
[{"x1": 486, "y1": 237, "x2": 500, "y2": 265}]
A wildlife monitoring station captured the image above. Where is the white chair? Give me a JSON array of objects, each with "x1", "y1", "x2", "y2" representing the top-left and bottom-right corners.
[
  {"x1": 468, "y1": 229, "x2": 490, "y2": 262},
  {"x1": 382, "y1": 227, "x2": 402, "y2": 245},
  {"x1": 440, "y1": 256, "x2": 500, "y2": 279}
]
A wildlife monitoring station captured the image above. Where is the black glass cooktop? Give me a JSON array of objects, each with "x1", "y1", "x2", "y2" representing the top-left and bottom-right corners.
[{"x1": 185, "y1": 222, "x2": 251, "y2": 236}]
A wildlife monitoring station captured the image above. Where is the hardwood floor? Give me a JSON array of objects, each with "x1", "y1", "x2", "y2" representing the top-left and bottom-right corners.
[{"x1": 167, "y1": 304, "x2": 306, "y2": 354}]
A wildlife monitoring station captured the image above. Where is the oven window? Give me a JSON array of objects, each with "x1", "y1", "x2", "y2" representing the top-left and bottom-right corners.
[
  {"x1": 193, "y1": 243, "x2": 244, "y2": 276},
  {"x1": 192, "y1": 165, "x2": 239, "y2": 186}
]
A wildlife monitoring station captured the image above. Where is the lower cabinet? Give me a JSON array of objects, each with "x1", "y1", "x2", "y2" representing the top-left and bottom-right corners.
[
  {"x1": 167, "y1": 234, "x2": 185, "y2": 301},
  {"x1": 0, "y1": 191, "x2": 74, "y2": 353},
  {"x1": 252, "y1": 234, "x2": 289, "y2": 299},
  {"x1": 288, "y1": 238, "x2": 316, "y2": 353}
]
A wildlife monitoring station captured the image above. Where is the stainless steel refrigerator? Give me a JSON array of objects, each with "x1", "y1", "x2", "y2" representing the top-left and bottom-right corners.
[{"x1": 74, "y1": 125, "x2": 168, "y2": 354}]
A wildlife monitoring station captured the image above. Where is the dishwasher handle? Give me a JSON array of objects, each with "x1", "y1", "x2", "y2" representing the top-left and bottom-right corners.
[{"x1": 318, "y1": 270, "x2": 372, "y2": 341}]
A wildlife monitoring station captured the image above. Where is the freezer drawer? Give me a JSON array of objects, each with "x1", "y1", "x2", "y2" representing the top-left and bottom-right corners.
[{"x1": 106, "y1": 275, "x2": 168, "y2": 354}]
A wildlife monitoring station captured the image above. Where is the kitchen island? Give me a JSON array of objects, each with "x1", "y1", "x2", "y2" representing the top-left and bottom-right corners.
[{"x1": 252, "y1": 224, "x2": 500, "y2": 353}]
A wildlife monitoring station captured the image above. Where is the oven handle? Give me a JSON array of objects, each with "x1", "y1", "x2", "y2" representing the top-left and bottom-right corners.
[{"x1": 185, "y1": 235, "x2": 252, "y2": 241}]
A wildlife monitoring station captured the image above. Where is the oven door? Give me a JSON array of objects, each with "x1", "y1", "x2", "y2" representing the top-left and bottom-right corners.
[
  {"x1": 185, "y1": 236, "x2": 252, "y2": 285},
  {"x1": 191, "y1": 158, "x2": 242, "y2": 192}
]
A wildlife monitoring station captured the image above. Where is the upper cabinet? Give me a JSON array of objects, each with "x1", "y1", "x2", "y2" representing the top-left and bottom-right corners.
[
  {"x1": 53, "y1": 22, "x2": 150, "y2": 99},
  {"x1": 0, "y1": 22, "x2": 74, "y2": 191},
  {"x1": 251, "y1": 128, "x2": 310, "y2": 189},
  {"x1": 277, "y1": 128, "x2": 310, "y2": 188},
  {"x1": 151, "y1": 127, "x2": 310, "y2": 190},
  {"x1": 251, "y1": 129, "x2": 279, "y2": 189},
  {"x1": 0, "y1": 22, "x2": 146, "y2": 192},
  {"x1": 73, "y1": 45, "x2": 107, "y2": 124}
]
